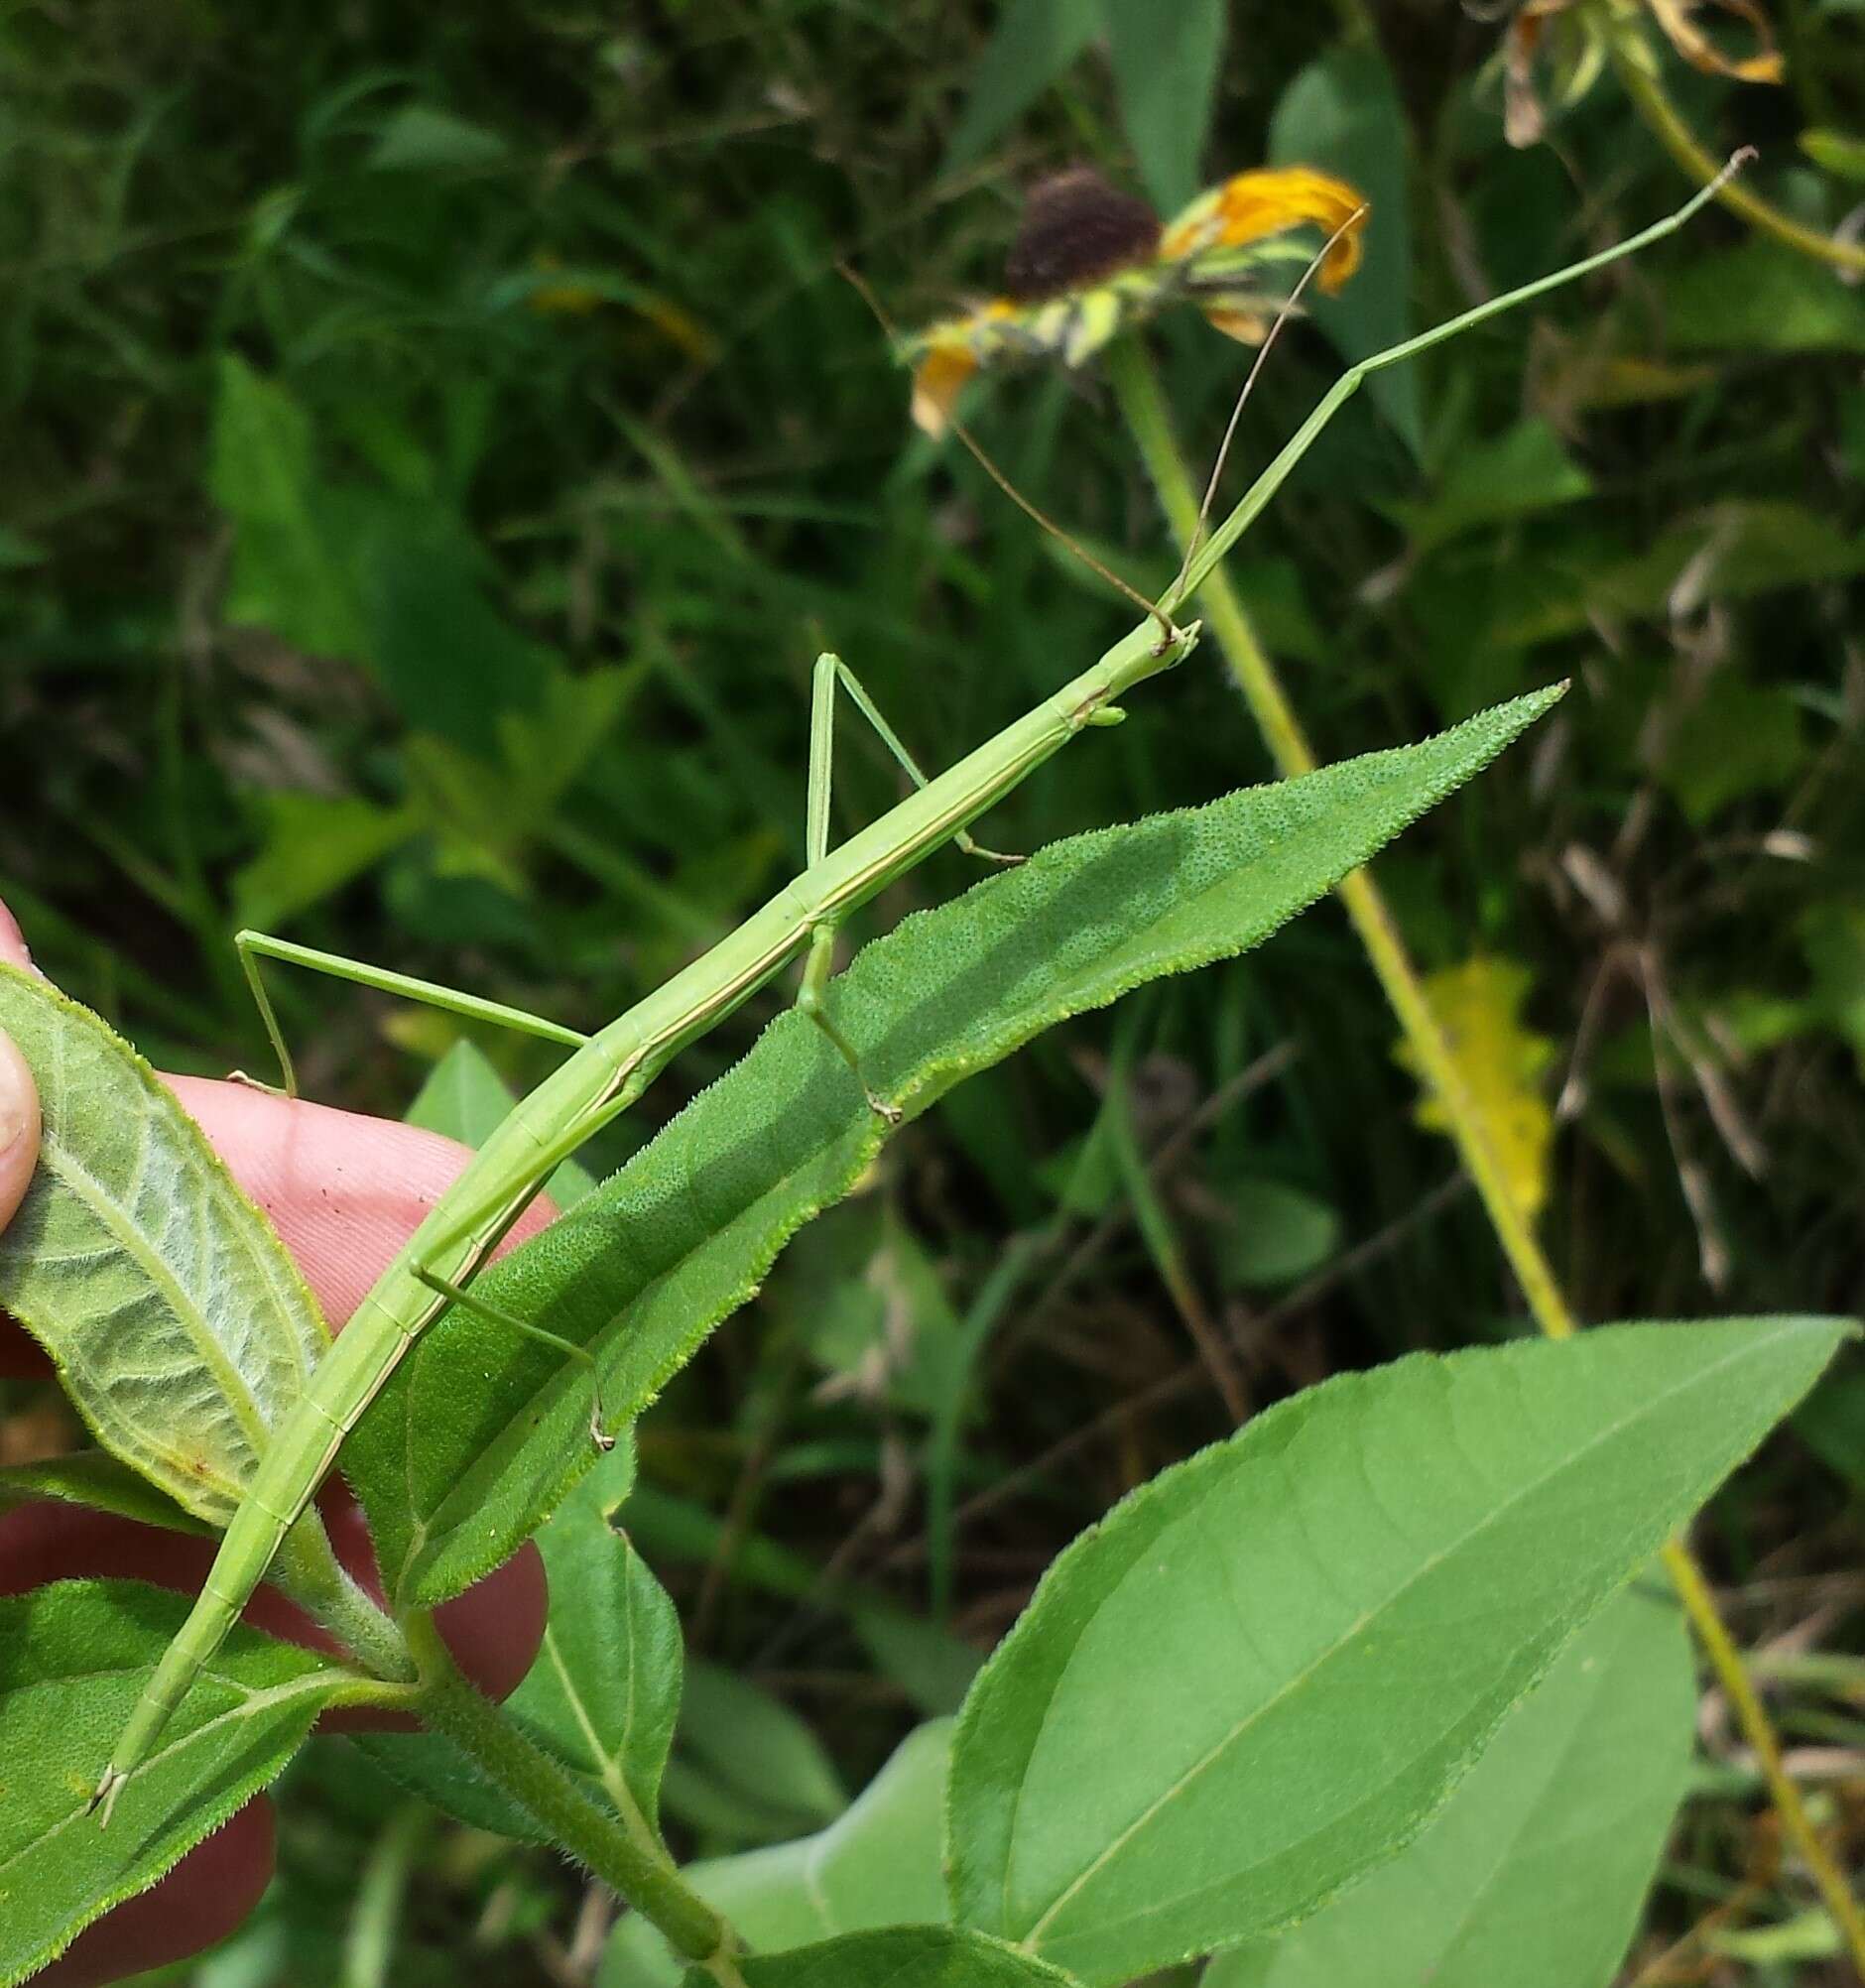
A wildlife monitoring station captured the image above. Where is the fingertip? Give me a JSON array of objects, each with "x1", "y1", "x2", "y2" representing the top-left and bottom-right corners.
[
  {"x1": 36, "y1": 1801, "x2": 275, "y2": 1988},
  {"x1": 0, "y1": 900, "x2": 31, "y2": 971},
  {"x1": 0, "y1": 1025, "x2": 44, "y2": 1234},
  {"x1": 434, "y1": 1537, "x2": 549, "y2": 1702},
  {"x1": 163, "y1": 1076, "x2": 558, "y2": 1328}
]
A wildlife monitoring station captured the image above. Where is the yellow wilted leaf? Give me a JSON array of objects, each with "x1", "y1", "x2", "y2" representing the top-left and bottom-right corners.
[
  {"x1": 1399, "y1": 956, "x2": 1558, "y2": 1222},
  {"x1": 529, "y1": 252, "x2": 604, "y2": 316}
]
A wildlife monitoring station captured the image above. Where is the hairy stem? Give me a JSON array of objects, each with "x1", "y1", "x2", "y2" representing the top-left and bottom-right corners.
[
  {"x1": 1106, "y1": 331, "x2": 1865, "y2": 1972},
  {"x1": 403, "y1": 1612, "x2": 747, "y2": 1985},
  {"x1": 275, "y1": 1524, "x2": 415, "y2": 1683},
  {"x1": 1608, "y1": 31, "x2": 1865, "y2": 277}
]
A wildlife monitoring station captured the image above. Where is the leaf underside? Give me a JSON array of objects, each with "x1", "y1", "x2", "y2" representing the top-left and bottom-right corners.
[{"x1": 0, "y1": 966, "x2": 329, "y2": 1528}]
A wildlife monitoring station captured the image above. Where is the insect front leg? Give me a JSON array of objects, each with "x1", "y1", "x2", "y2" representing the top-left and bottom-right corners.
[
  {"x1": 810, "y1": 652, "x2": 1024, "y2": 868},
  {"x1": 232, "y1": 929, "x2": 589, "y2": 1098}
]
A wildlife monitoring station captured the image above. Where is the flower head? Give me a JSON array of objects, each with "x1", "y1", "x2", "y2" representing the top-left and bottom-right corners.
[
  {"x1": 902, "y1": 165, "x2": 1369, "y2": 436},
  {"x1": 1502, "y1": 0, "x2": 1781, "y2": 148}
]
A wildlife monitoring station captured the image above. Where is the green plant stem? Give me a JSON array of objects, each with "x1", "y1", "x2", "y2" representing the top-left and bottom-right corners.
[
  {"x1": 1608, "y1": 32, "x2": 1865, "y2": 277},
  {"x1": 342, "y1": 1802, "x2": 428, "y2": 1988},
  {"x1": 276, "y1": 1525, "x2": 415, "y2": 1684},
  {"x1": 403, "y1": 1611, "x2": 747, "y2": 1985},
  {"x1": 1104, "y1": 332, "x2": 1865, "y2": 1974}
]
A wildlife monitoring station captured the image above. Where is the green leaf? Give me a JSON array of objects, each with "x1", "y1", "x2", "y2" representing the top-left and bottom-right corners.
[
  {"x1": 1104, "y1": 0, "x2": 1227, "y2": 213},
  {"x1": 943, "y1": 0, "x2": 1102, "y2": 177},
  {"x1": 1795, "y1": 1360, "x2": 1865, "y2": 1494},
  {"x1": 1394, "y1": 420, "x2": 1594, "y2": 553},
  {"x1": 357, "y1": 1471, "x2": 827, "y2": 1858},
  {"x1": 351, "y1": 1726, "x2": 550, "y2": 1842},
  {"x1": 405, "y1": 665, "x2": 639, "y2": 879},
  {"x1": 945, "y1": 1316, "x2": 1847, "y2": 1983},
  {"x1": 230, "y1": 791, "x2": 422, "y2": 932},
  {"x1": 404, "y1": 1040, "x2": 598, "y2": 1210},
  {"x1": 1510, "y1": 500, "x2": 1865, "y2": 647},
  {"x1": 623, "y1": 1484, "x2": 982, "y2": 1716},
  {"x1": 1659, "y1": 241, "x2": 1865, "y2": 353},
  {"x1": 505, "y1": 1440, "x2": 682, "y2": 1841},
  {"x1": 359, "y1": 1437, "x2": 670, "y2": 1843},
  {"x1": 1205, "y1": 1582, "x2": 1696, "y2": 1988},
  {"x1": 210, "y1": 356, "x2": 369, "y2": 661},
  {"x1": 679, "y1": 1926, "x2": 1076, "y2": 1988},
  {"x1": 603, "y1": 1722, "x2": 952, "y2": 1986},
  {"x1": 1269, "y1": 46, "x2": 1421, "y2": 456},
  {"x1": 345, "y1": 687, "x2": 1567, "y2": 1608},
  {"x1": 1803, "y1": 904, "x2": 1865, "y2": 1078},
  {"x1": 0, "y1": 526, "x2": 48, "y2": 568},
  {"x1": 1655, "y1": 674, "x2": 1804, "y2": 825},
  {"x1": 0, "y1": 964, "x2": 329, "y2": 1528},
  {"x1": 359, "y1": 513, "x2": 548, "y2": 757},
  {"x1": 0, "y1": 1452, "x2": 208, "y2": 1536},
  {"x1": 671, "y1": 1663, "x2": 847, "y2": 1843},
  {"x1": 1211, "y1": 1178, "x2": 1339, "y2": 1289},
  {"x1": 365, "y1": 104, "x2": 510, "y2": 174},
  {"x1": 1801, "y1": 128, "x2": 1865, "y2": 185},
  {"x1": 0, "y1": 1581, "x2": 346, "y2": 1984}
]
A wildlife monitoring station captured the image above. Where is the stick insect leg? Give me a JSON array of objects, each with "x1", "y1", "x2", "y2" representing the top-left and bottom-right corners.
[
  {"x1": 812, "y1": 652, "x2": 1024, "y2": 868},
  {"x1": 414, "y1": 1268, "x2": 616, "y2": 1452},
  {"x1": 798, "y1": 655, "x2": 910, "y2": 1122},
  {"x1": 796, "y1": 922, "x2": 901, "y2": 1124},
  {"x1": 233, "y1": 930, "x2": 590, "y2": 1099}
]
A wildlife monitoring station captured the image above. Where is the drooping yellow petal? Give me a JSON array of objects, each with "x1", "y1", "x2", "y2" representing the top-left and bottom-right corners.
[
  {"x1": 910, "y1": 339, "x2": 979, "y2": 437},
  {"x1": 1645, "y1": 0, "x2": 1783, "y2": 81},
  {"x1": 1161, "y1": 167, "x2": 1370, "y2": 293},
  {"x1": 1397, "y1": 956, "x2": 1558, "y2": 1224},
  {"x1": 1201, "y1": 307, "x2": 1275, "y2": 345}
]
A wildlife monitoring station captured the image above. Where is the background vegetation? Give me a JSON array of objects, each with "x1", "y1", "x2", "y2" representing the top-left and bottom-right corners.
[{"x1": 2, "y1": 0, "x2": 1861, "y2": 1980}]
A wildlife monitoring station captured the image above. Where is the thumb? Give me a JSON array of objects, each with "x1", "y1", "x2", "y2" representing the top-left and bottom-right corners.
[{"x1": 0, "y1": 1027, "x2": 42, "y2": 1233}]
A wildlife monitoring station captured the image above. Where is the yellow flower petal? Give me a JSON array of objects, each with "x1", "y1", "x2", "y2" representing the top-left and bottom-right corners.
[
  {"x1": 898, "y1": 165, "x2": 1371, "y2": 421},
  {"x1": 1161, "y1": 167, "x2": 1370, "y2": 292},
  {"x1": 1645, "y1": 0, "x2": 1783, "y2": 81},
  {"x1": 910, "y1": 341, "x2": 979, "y2": 437},
  {"x1": 1201, "y1": 307, "x2": 1276, "y2": 345}
]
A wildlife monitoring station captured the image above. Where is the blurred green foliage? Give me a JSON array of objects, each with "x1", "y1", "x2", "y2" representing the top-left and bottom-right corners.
[{"x1": 2, "y1": 0, "x2": 1862, "y2": 1979}]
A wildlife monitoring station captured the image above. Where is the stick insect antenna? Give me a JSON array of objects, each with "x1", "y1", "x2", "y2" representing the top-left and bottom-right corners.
[
  {"x1": 1161, "y1": 201, "x2": 1370, "y2": 617},
  {"x1": 838, "y1": 258, "x2": 1183, "y2": 649}
]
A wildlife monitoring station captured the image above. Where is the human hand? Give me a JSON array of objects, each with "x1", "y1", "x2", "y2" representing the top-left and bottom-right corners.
[{"x1": 0, "y1": 900, "x2": 551, "y2": 1987}]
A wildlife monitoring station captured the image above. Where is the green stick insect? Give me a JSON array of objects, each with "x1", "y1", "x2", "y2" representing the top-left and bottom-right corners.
[{"x1": 90, "y1": 154, "x2": 1750, "y2": 1824}]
